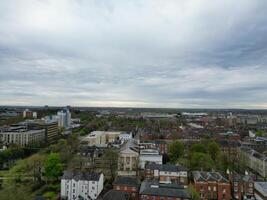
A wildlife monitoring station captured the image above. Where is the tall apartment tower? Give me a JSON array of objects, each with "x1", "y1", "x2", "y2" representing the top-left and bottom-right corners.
[{"x1": 57, "y1": 108, "x2": 71, "y2": 129}]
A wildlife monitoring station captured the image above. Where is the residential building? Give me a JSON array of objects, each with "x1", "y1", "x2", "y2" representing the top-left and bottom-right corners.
[
  {"x1": 229, "y1": 173, "x2": 254, "y2": 199},
  {"x1": 254, "y1": 182, "x2": 267, "y2": 200},
  {"x1": 61, "y1": 170, "x2": 104, "y2": 200},
  {"x1": 0, "y1": 128, "x2": 45, "y2": 147},
  {"x1": 139, "y1": 149, "x2": 162, "y2": 169},
  {"x1": 118, "y1": 139, "x2": 139, "y2": 176},
  {"x1": 192, "y1": 171, "x2": 231, "y2": 200},
  {"x1": 145, "y1": 163, "x2": 188, "y2": 185},
  {"x1": 139, "y1": 180, "x2": 190, "y2": 200},
  {"x1": 102, "y1": 190, "x2": 130, "y2": 200},
  {"x1": 155, "y1": 140, "x2": 168, "y2": 154},
  {"x1": 57, "y1": 108, "x2": 71, "y2": 129},
  {"x1": 113, "y1": 176, "x2": 139, "y2": 199}
]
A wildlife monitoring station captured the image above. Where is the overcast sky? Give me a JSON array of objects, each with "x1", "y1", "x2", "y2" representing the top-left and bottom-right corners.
[{"x1": 0, "y1": 0, "x2": 267, "y2": 108}]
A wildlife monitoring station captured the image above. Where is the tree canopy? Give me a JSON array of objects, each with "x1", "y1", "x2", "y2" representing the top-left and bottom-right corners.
[
  {"x1": 44, "y1": 153, "x2": 63, "y2": 181},
  {"x1": 168, "y1": 140, "x2": 184, "y2": 163}
]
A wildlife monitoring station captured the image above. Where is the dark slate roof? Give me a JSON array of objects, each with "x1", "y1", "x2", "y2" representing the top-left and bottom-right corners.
[
  {"x1": 155, "y1": 140, "x2": 167, "y2": 144},
  {"x1": 192, "y1": 171, "x2": 229, "y2": 183},
  {"x1": 113, "y1": 177, "x2": 139, "y2": 187},
  {"x1": 102, "y1": 190, "x2": 130, "y2": 200},
  {"x1": 62, "y1": 170, "x2": 101, "y2": 181},
  {"x1": 139, "y1": 180, "x2": 190, "y2": 198},
  {"x1": 146, "y1": 163, "x2": 187, "y2": 172}
]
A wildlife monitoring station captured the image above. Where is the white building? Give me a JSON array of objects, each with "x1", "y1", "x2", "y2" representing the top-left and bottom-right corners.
[
  {"x1": 0, "y1": 129, "x2": 45, "y2": 147},
  {"x1": 139, "y1": 149, "x2": 162, "y2": 169},
  {"x1": 61, "y1": 171, "x2": 104, "y2": 200},
  {"x1": 118, "y1": 139, "x2": 139, "y2": 176},
  {"x1": 57, "y1": 108, "x2": 71, "y2": 129},
  {"x1": 82, "y1": 131, "x2": 122, "y2": 147}
]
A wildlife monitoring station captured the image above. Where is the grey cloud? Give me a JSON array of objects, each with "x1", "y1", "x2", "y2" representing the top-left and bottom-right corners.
[{"x1": 0, "y1": 0, "x2": 267, "y2": 108}]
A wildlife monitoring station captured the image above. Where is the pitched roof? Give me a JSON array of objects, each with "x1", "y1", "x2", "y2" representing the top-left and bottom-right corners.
[
  {"x1": 113, "y1": 177, "x2": 140, "y2": 187},
  {"x1": 146, "y1": 163, "x2": 187, "y2": 172},
  {"x1": 120, "y1": 139, "x2": 139, "y2": 153},
  {"x1": 139, "y1": 180, "x2": 190, "y2": 198},
  {"x1": 61, "y1": 170, "x2": 101, "y2": 181},
  {"x1": 102, "y1": 190, "x2": 130, "y2": 200},
  {"x1": 192, "y1": 171, "x2": 229, "y2": 183}
]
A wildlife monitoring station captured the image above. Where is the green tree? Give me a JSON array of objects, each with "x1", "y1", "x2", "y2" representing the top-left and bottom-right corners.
[
  {"x1": 188, "y1": 184, "x2": 200, "y2": 200},
  {"x1": 101, "y1": 149, "x2": 118, "y2": 181},
  {"x1": 44, "y1": 153, "x2": 63, "y2": 181},
  {"x1": 168, "y1": 140, "x2": 184, "y2": 163},
  {"x1": 207, "y1": 141, "x2": 221, "y2": 161},
  {"x1": 256, "y1": 130, "x2": 264, "y2": 137},
  {"x1": 189, "y1": 143, "x2": 206, "y2": 156},
  {"x1": 190, "y1": 152, "x2": 214, "y2": 171}
]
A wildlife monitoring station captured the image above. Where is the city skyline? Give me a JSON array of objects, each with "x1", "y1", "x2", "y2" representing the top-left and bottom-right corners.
[{"x1": 1, "y1": 0, "x2": 267, "y2": 109}]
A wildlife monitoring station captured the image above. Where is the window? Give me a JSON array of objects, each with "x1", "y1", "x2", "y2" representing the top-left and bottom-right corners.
[
  {"x1": 213, "y1": 186, "x2": 216, "y2": 191},
  {"x1": 208, "y1": 186, "x2": 211, "y2": 191},
  {"x1": 142, "y1": 195, "x2": 147, "y2": 200}
]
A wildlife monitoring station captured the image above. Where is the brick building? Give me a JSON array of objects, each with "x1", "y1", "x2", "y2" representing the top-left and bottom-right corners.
[
  {"x1": 192, "y1": 171, "x2": 231, "y2": 200},
  {"x1": 113, "y1": 176, "x2": 140, "y2": 200},
  {"x1": 155, "y1": 140, "x2": 168, "y2": 154},
  {"x1": 229, "y1": 173, "x2": 254, "y2": 199}
]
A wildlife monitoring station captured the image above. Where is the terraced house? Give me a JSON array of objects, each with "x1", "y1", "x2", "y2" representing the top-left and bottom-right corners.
[
  {"x1": 145, "y1": 163, "x2": 188, "y2": 185},
  {"x1": 192, "y1": 171, "x2": 231, "y2": 200}
]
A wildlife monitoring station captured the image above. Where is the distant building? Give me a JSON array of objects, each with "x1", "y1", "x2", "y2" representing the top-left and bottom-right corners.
[
  {"x1": 113, "y1": 176, "x2": 139, "y2": 200},
  {"x1": 139, "y1": 149, "x2": 162, "y2": 169},
  {"x1": 118, "y1": 139, "x2": 139, "y2": 176},
  {"x1": 23, "y1": 109, "x2": 37, "y2": 119},
  {"x1": 39, "y1": 120, "x2": 59, "y2": 144},
  {"x1": 57, "y1": 108, "x2": 71, "y2": 129},
  {"x1": 254, "y1": 182, "x2": 267, "y2": 200},
  {"x1": 139, "y1": 180, "x2": 190, "y2": 200},
  {"x1": 61, "y1": 170, "x2": 104, "y2": 200},
  {"x1": 0, "y1": 129, "x2": 45, "y2": 147},
  {"x1": 192, "y1": 171, "x2": 231, "y2": 200},
  {"x1": 145, "y1": 163, "x2": 188, "y2": 185},
  {"x1": 215, "y1": 131, "x2": 241, "y2": 141}
]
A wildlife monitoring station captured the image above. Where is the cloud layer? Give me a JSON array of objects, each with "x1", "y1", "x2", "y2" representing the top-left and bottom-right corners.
[{"x1": 0, "y1": 0, "x2": 267, "y2": 108}]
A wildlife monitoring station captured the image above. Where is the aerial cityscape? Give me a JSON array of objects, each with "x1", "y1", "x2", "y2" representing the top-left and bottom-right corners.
[{"x1": 1, "y1": 1, "x2": 267, "y2": 200}]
